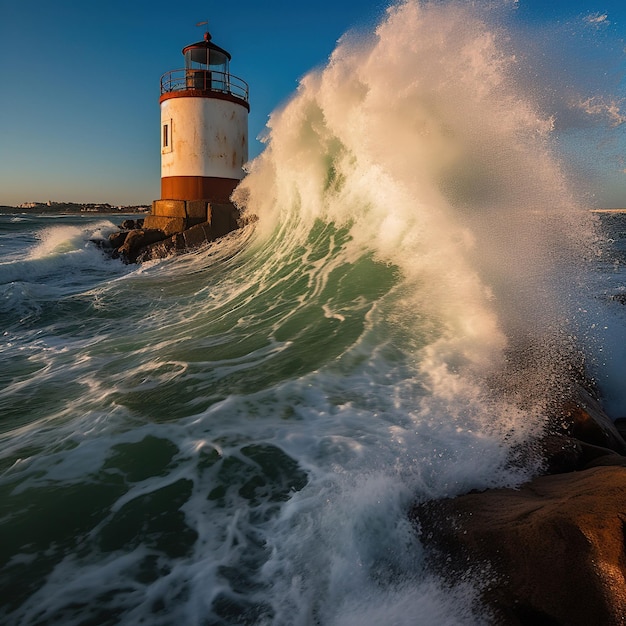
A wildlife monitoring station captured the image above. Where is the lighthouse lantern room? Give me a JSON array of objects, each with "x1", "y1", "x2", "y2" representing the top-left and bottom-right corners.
[{"x1": 144, "y1": 28, "x2": 249, "y2": 238}]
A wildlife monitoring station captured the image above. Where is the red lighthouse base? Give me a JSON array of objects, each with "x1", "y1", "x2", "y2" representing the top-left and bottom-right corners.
[
  {"x1": 161, "y1": 175, "x2": 240, "y2": 203},
  {"x1": 144, "y1": 174, "x2": 242, "y2": 236}
]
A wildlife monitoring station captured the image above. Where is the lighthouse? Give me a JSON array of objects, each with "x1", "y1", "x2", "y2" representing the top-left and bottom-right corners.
[{"x1": 144, "y1": 28, "x2": 249, "y2": 239}]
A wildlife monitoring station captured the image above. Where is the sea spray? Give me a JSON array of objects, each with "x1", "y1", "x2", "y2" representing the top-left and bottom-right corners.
[
  {"x1": 0, "y1": 1, "x2": 612, "y2": 625},
  {"x1": 0, "y1": 218, "x2": 131, "y2": 326},
  {"x1": 235, "y1": 0, "x2": 598, "y2": 424}
]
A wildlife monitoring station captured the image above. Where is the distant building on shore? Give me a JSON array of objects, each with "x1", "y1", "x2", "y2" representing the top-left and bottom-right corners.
[{"x1": 10, "y1": 202, "x2": 149, "y2": 213}]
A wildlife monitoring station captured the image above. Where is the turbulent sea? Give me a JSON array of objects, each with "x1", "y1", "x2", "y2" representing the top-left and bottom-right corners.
[{"x1": 2, "y1": 2, "x2": 626, "y2": 625}]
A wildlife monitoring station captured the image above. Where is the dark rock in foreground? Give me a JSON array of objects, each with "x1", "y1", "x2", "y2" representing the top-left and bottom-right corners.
[
  {"x1": 558, "y1": 384, "x2": 626, "y2": 456},
  {"x1": 411, "y1": 383, "x2": 626, "y2": 625},
  {"x1": 119, "y1": 218, "x2": 144, "y2": 231},
  {"x1": 413, "y1": 465, "x2": 626, "y2": 625}
]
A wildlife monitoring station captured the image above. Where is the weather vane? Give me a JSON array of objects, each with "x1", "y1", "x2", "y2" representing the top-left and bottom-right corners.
[{"x1": 196, "y1": 19, "x2": 210, "y2": 40}]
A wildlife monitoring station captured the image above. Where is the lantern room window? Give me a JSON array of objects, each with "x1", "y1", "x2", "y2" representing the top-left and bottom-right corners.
[
  {"x1": 184, "y1": 43, "x2": 231, "y2": 92},
  {"x1": 184, "y1": 47, "x2": 229, "y2": 74}
]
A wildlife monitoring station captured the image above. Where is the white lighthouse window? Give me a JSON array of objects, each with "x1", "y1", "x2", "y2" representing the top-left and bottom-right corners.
[{"x1": 162, "y1": 120, "x2": 172, "y2": 153}]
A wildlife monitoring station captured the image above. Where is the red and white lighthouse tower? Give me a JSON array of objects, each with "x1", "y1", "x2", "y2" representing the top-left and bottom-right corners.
[{"x1": 144, "y1": 28, "x2": 249, "y2": 237}]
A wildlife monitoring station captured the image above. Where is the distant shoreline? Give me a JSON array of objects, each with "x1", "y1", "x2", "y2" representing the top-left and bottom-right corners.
[{"x1": 0, "y1": 202, "x2": 149, "y2": 215}]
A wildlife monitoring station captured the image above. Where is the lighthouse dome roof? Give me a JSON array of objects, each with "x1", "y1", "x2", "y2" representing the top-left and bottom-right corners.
[{"x1": 182, "y1": 32, "x2": 232, "y2": 63}]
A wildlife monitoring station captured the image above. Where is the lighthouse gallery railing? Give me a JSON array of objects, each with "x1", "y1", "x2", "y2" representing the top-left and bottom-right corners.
[{"x1": 160, "y1": 69, "x2": 249, "y2": 104}]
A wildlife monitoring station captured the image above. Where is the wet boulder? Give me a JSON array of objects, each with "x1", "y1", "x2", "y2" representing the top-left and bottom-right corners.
[
  {"x1": 559, "y1": 385, "x2": 626, "y2": 455},
  {"x1": 136, "y1": 221, "x2": 232, "y2": 263},
  {"x1": 108, "y1": 231, "x2": 129, "y2": 250},
  {"x1": 412, "y1": 381, "x2": 626, "y2": 625},
  {"x1": 412, "y1": 465, "x2": 626, "y2": 626},
  {"x1": 118, "y1": 229, "x2": 168, "y2": 264}
]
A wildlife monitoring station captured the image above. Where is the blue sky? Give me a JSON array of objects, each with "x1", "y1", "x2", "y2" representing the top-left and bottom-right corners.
[{"x1": 1, "y1": 0, "x2": 625, "y2": 207}]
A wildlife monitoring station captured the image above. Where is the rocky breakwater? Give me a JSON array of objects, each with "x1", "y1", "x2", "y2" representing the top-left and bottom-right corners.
[
  {"x1": 102, "y1": 200, "x2": 242, "y2": 263},
  {"x1": 411, "y1": 379, "x2": 626, "y2": 625}
]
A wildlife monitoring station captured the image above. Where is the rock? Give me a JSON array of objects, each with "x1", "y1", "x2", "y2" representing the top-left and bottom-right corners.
[
  {"x1": 538, "y1": 433, "x2": 626, "y2": 474},
  {"x1": 559, "y1": 384, "x2": 626, "y2": 454},
  {"x1": 118, "y1": 229, "x2": 168, "y2": 264},
  {"x1": 581, "y1": 451, "x2": 626, "y2": 469},
  {"x1": 412, "y1": 465, "x2": 626, "y2": 626},
  {"x1": 208, "y1": 203, "x2": 241, "y2": 238},
  {"x1": 136, "y1": 221, "x2": 229, "y2": 263},
  {"x1": 136, "y1": 233, "x2": 183, "y2": 263},
  {"x1": 410, "y1": 379, "x2": 626, "y2": 624},
  {"x1": 108, "y1": 231, "x2": 128, "y2": 249},
  {"x1": 119, "y1": 219, "x2": 137, "y2": 230},
  {"x1": 538, "y1": 433, "x2": 584, "y2": 474},
  {"x1": 142, "y1": 215, "x2": 187, "y2": 236},
  {"x1": 513, "y1": 381, "x2": 626, "y2": 477},
  {"x1": 613, "y1": 417, "x2": 626, "y2": 442}
]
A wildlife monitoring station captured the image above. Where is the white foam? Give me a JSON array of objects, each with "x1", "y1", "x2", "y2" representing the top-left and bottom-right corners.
[{"x1": 236, "y1": 0, "x2": 599, "y2": 427}]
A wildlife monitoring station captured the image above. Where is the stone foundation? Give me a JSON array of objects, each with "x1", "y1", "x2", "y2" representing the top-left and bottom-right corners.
[
  {"x1": 98, "y1": 200, "x2": 243, "y2": 263},
  {"x1": 143, "y1": 199, "x2": 239, "y2": 236}
]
